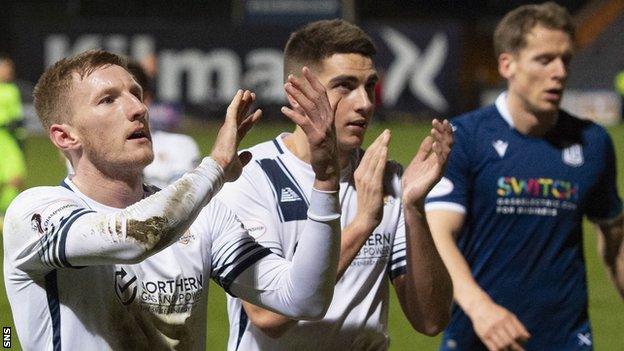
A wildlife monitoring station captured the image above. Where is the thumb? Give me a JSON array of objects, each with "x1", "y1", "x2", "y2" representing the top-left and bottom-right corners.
[{"x1": 238, "y1": 151, "x2": 253, "y2": 167}]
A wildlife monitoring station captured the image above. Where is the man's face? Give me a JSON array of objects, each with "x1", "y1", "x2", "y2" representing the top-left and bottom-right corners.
[
  {"x1": 502, "y1": 25, "x2": 573, "y2": 115},
  {"x1": 69, "y1": 64, "x2": 153, "y2": 172},
  {"x1": 315, "y1": 53, "x2": 377, "y2": 151}
]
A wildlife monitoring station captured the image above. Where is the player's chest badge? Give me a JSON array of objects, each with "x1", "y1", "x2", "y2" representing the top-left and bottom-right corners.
[{"x1": 562, "y1": 144, "x2": 584, "y2": 167}]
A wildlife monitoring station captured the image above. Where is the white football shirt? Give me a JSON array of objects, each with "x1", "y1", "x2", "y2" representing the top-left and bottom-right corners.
[
  {"x1": 4, "y1": 171, "x2": 341, "y2": 350},
  {"x1": 218, "y1": 133, "x2": 407, "y2": 351}
]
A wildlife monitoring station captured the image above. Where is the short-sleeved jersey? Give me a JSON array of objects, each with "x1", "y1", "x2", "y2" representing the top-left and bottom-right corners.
[
  {"x1": 218, "y1": 133, "x2": 407, "y2": 351},
  {"x1": 3, "y1": 177, "x2": 271, "y2": 350},
  {"x1": 143, "y1": 130, "x2": 201, "y2": 188},
  {"x1": 425, "y1": 93, "x2": 623, "y2": 350}
]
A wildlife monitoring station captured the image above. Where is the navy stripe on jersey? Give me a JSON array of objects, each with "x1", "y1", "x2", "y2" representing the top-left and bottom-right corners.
[
  {"x1": 39, "y1": 208, "x2": 95, "y2": 268},
  {"x1": 45, "y1": 270, "x2": 61, "y2": 351},
  {"x1": 387, "y1": 236, "x2": 406, "y2": 280},
  {"x1": 236, "y1": 307, "x2": 249, "y2": 350},
  {"x1": 212, "y1": 237, "x2": 272, "y2": 294},
  {"x1": 272, "y1": 139, "x2": 284, "y2": 154},
  {"x1": 257, "y1": 158, "x2": 308, "y2": 222}
]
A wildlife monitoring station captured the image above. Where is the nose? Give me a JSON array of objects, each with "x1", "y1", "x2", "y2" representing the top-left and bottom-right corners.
[
  {"x1": 126, "y1": 93, "x2": 148, "y2": 121},
  {"x1": 354, "y1": 86, "x2": 374, "y2": 116},
  {"x1": 552, "y1": 58, "x2": 568, "y2": 81}
]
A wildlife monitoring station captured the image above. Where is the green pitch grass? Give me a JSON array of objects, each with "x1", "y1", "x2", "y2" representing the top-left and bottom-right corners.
[{"x1": 1, "y1": 121, "x2": 623, "y2": 350}]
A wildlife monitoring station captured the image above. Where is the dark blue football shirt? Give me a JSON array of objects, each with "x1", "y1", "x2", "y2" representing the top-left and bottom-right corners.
[{"x1": 425, "y1": 93, "x2": 622, "y2": 350}]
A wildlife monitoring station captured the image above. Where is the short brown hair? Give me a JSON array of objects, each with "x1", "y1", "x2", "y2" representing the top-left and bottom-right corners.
[
  {"x1": 33, "y1": 50, "x2": 128, "y2": 130},
  {"x1": 284, "y1": 19, "x2": 376, "y2": 80},
  {"x1": 493, "y1": 2, "x2": 575, "y2": 57}
]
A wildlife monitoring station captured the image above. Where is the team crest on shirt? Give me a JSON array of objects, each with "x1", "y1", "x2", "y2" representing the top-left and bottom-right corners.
[
  {"x1": 562, "y1": 144, "x2": 584, "y2": 167},
  {"x1": 178, "y1": 230, "x2": 196, "y2": 245}
]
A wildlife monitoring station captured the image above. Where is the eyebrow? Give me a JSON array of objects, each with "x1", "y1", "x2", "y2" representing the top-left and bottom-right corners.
[{"x1": 328, "y1": 74, "x2": 379, "y2": 85}]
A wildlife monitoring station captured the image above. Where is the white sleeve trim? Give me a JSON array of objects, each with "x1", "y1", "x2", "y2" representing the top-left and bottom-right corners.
[{"x1": 424, "y1": 201, "x2": 466, "y2": 214}]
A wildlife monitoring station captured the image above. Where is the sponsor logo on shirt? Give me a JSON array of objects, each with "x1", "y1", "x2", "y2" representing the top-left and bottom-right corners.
[
  {"x1": 496, "y1": 177, "x2": 578, "y2": 216},
  {"x1": 352, "y1": 232, "x2": 392, "y2": 267},
  {"x1": 280, "y1": 187, "x2": 302, "y2": 202},
  {"x1": 241, "y1": 219, "x2": 267, "y2": 239},
  {"x1": 114, "y1": 268, "x2": 204, "y2": 314},
  {"x1": 115, "y1": 268, "x2": 138, "y2": 305}
]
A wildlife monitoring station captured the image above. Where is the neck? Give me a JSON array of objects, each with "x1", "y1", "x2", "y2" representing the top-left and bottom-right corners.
[
  {"x1": 71, "y1": 159, "x2": 144, "y2": 208},
  {"x1": 507, "y1": 92, "x2": 558, "y2": 137},
  {"x1": 284, "y1": 127, "x2": 352, "y2": 169}
]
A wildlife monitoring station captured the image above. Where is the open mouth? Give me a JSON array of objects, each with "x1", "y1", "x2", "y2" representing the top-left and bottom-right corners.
[
  {"x1": 127, "y1": 130, "x2": 150, "y2": 140},
  {"x1": 347, "y1": 120, "x2": 368, "y2": 129}
]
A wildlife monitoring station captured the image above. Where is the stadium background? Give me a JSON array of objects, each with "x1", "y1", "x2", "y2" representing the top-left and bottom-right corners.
[{"x1": 1, "y1": 0, "x2": 623, "y2": 349}]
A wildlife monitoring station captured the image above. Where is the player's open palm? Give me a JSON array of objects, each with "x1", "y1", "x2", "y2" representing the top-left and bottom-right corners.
[
  {"x1": 281, "y1": 67, "x2": 339, "y2": 183},
  {"x1": 211, "y1": 89, "x2": 262, "y2": 182},
  {"x1": 470, "y1": 300, "x2": 531, "y2": 351},
  {"x1": 402, "y1": 119, "x2": 453, "y2": 206},
  {"x1": 354, "y1": 129, "x2": 390, "y2": 230}
]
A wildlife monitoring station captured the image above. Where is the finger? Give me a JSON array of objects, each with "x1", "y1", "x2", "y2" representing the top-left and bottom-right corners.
[
  {"x1": 362, "y1": 129, "x2": 388, "y2": 164},
  {"x1": 288, "y1": 70, "x2": 320, "y2": 106},
  {"x1": 415, "y1": 136, "x2": 434, "y2": 163},
  {"x1": 488, "y1": 330, "x2": 508, "y2": 351},
  {"x1": 281, "y1": 105, "x2": 312, "y2": 133},
  {"x1": 238, "y1": 151, "x2": 253, "y2": 167},
  {"x1": 302, "y1": 66, "x2": 326, "y2": 96},
  {"x1": 500, "y1": 325, "x2": 525, "y2": 351},
  {"x1": 512, "y1": 317, "x2": 531, "y2": 340},
  {"x1": 237, "y1": 109, "x2": 262, "y2": 141},
  {"x1": 226, "y1": 89, "x2": 244, "y2": 122},
  {"x1": 372, "y1": 146, "x2": 388, "y2": 183},
  {"x1": 285, "y1": 82, "x2": 315, "y2": 115},
  {"x1": 286, "y1": 92, "x2": 305, "y2": 116},
  {"x1": 481, "y1": 336, "x2": 499, "y2": 351}
]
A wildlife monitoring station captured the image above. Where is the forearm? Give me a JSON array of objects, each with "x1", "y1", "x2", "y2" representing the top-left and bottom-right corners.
[
  {"x1": 399, "y1": 203, "x2": 452, "y2": 335},
  {"x1": 66, "y1": 157, "x2": 224, "y2": 265},
  {"x1": 596, "y1": 215, "x2": 624, "y2": 299},
  {"x1": 231, "y1": 188, "x2": 341, "y2": 320}
]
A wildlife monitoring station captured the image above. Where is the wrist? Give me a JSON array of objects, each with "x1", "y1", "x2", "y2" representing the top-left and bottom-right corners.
[
  {"x1": 402, "y1": 196, "x2": 426, "y2": 214},
  {"x1": 313, "y1": 174, "x2": 339, "y2": 192},
  {"x1": 460, "y1": 291, "x2": 492, "y2": 317},
  {"x1": 351, "y1": 212, "x2": 380, "y2": 233}
]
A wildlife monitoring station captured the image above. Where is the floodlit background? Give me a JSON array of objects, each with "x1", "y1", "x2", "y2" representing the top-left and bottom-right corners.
[{"x1": 1, "y1": 0, "x2": 623, "y2": 349}]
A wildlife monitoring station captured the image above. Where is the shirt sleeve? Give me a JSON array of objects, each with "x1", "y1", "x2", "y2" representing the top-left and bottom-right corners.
[
  {"x1": 208, "y1": 189, "x2": 341, "y2": 320},
  {"x1": 425, "y1": 121, "x2": 471, "y2": 214},
  {"x1": 216, "y1": 167, "x2": 283, "y2": 256},
  {"x1": 585, "y1": 132, "x2": 623, "y2": 222},
  {"x1": 3, "y1": 157, "x2": 225, "y2": 273}
]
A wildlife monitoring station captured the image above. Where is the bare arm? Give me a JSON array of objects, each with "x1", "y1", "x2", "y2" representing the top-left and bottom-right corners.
[
  {"x1": 427, "y1": 209, "x2": 530, "y2": 351},
  {"x1": 595, "y1": 213, "x2": 624, "y2": 299},
  {"x1": 395, "y1": 119, "x2": 453, "y2": 336}
]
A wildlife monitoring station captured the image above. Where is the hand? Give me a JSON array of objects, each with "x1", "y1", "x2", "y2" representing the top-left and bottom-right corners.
[
  {"x1": 469, "y1": 300, "x2": 530, "y2": 351},
  {"x1": 353, "y1": 129, "x2": 391, "y2": 231},
  {"x1": 402, "y1": 119, "x2": 453, "y2": 208},
  {"x1": 210, "y1": 89, "x2": 262, "y2": 182},
  {"x1": 281, "y1": 67, "x2": 339, "y2": 189}
]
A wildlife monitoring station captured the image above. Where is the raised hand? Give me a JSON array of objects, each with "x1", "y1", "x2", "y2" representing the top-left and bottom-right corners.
[
  {"x1": 210, "y1": 89, "x2": 262, "y2": 182},
  {"x1": 469, "y1": 300, "x2": 531, "y2": 351},
  {"x1": 402, "y1": 119, "x2": 453, "y2": 207},
  {"x1": 281, "y1": 67, "x2": 339, "y2": 189},
  {"x1": 353, "y1": 129, "x2": 391, "y2": 230}
]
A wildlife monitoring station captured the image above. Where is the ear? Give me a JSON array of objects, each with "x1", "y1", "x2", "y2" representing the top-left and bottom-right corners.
[
  {"x1": 498, "y1": 52, "x2": 515, "y2": 80},
  {"x1": 49, "y1": 124, "x2": 81, "y2": 151}
]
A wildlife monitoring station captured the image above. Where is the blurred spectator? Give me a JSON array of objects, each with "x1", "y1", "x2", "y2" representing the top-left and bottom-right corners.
[{"x1": 0, "y1": 53, "x2": 26, "y2": 230}]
